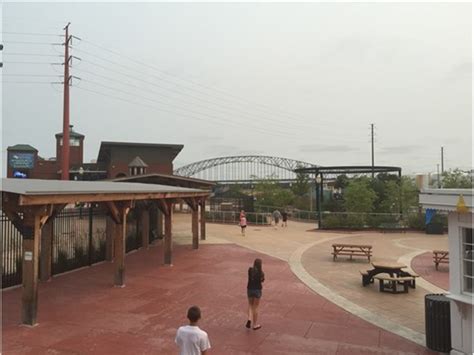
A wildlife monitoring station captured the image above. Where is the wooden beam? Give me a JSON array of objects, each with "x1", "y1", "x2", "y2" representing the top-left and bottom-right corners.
[
  {"x1": 140, "y1": 207, "x2": 150, "y2": 249},
  {"x1": 21, "y1": 210, "x2": 45, "y2": 326},
  {"x1": 18, "y1": 191, "x2": 209, "y2": 206},
  {"x1": 106, "y1": 201, "x2": 122, "y2": 224},
  {"x1": 192, "y1": 207, "x2": 199, "y2": 249},
  {"x1": 113, "y1": 205, "x2": 130, "y2": 287},
  {"x1": 3, "y1": 209, "x2": 24, "y2": 234},
  {"x1": 184, "y1": 198, "x2": 198, "y2": 211},
  {"x1": 163, "y1": 200, "x2": 173, "y2": 265},
  {"x1": 40, "y1": 218, "x2": 53, "y2": 282},
  {"x1": 156, "y1": 199, "x2": 171, "y2": 216},
  {"x1": 200, "y1": 199, "x2": 206, "y2": 241}
]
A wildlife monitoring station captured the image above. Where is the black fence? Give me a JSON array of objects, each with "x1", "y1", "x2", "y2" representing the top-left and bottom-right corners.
[
  {"x1": 2, "y1": 206, "x2": 142, "y2": 289},
  {"x1": 2, "y1": 211, "x2": 23, "y2": 288}
]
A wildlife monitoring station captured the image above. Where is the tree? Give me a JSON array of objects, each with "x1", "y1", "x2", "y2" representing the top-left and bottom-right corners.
[
  {"x1": 378, "y1": 180, "x2": 400, "y2": 213},
  {"x1": 254, "y1": 176, "x2": 295, "y2": 208},
  {"x1": 344, "y1": 179, "x2": 377, "y2": 212},
  {"x1": 442, "y1": 169, "x2": 472, "y2": 188},
  {"x1": 292, "y1": 169, "x2": 310, "y2": 197},
  {"x1": 334, "y1": 174, "x2": 349, "y2": 190},
  {"x1": 400, "y1": 176, "x2": 419, "y2": 214}
]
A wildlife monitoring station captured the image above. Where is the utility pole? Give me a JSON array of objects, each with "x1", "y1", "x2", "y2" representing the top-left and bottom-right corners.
[
  {"x1": 437, "y1": 164, "x2": 441, "y2": 188},
  {"x1": 61, "y1": 23, "x2": 72, "y2": 180},
  {"x1": 441, "y1": 146, "x2": 444, "y2": 174},
  {"x1": 371, "y1": 123, "x2": 375, "y2": 178}
]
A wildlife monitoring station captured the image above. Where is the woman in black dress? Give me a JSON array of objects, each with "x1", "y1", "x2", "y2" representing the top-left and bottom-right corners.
[{"x1": 246, "y1": 258, "x2": 265, "y2": 330}]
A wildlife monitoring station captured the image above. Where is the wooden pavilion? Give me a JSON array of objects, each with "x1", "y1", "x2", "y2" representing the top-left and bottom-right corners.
[{"x1": 1, "y1": 178, "x2": 210, "y2": 326}]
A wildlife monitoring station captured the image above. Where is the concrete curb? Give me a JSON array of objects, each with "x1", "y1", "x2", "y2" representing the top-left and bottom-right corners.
[{"x1": 288, "y1": 240, "x2": 426, "y2": 347}]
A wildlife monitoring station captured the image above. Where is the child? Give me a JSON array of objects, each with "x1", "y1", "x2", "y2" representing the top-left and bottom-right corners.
[
  {"x1": 176, "y1": 306, "x2": 211, "y2": 355},
  {"x1": 240, "y1": 212, "x2": 247, "y2": 236}
]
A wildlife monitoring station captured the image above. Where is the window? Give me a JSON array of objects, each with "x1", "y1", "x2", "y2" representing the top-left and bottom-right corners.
[
  {"x1": 59, "y1": 138, "x2": 81, "y2": 146},
  {"x1": 462, "y1": 228, "x2": 473, "y2": 294}
]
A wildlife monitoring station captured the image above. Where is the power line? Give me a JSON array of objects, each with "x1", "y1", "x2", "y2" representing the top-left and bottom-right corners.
[
  {"x1": 2, "y1": 74, "x2": 62, "y2": 77},
  {"x1": 2, "y1": 31, "x2": 61, "y2": 37},
  {"x1": 2, "y1": 41, "x2": 60, "y2": 46},
  {"x1": 2, "y1": 61, "x2": 60, "y2": 65},
  {"x1": 2, "y1": 81, "x2": 55, "y2": 84},
  {"x1": 3, "y1": 53, "x2": 62, "y2": 57},
  {"x1": 79, "y1": 78, "x2": 298, "y2": 137},
  {"x1": 75, "y1": 65, "x2": 321, "y2": 134},
  {"x1": 79, "y1": 38, "x2": 340, "y2": 127},
  {"x1": 75, "y1": 49, "x2": 364, "y2": 140},
  {"x1": 75, "y1": 85, "x2": 293, "y2": 139}
]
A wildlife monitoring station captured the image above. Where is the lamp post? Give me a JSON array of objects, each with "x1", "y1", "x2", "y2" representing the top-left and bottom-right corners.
[{"x1": 316, "y1": 174, "x2": 322, "y2": 229}]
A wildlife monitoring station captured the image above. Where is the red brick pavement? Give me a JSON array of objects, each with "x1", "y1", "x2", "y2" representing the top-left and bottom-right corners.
[
  {"x1": 2, "y1": 244, "x2": 434, "y2": 354},
  {"x1": 411, "y1": 252, "x2": 449, "y2": 291}
]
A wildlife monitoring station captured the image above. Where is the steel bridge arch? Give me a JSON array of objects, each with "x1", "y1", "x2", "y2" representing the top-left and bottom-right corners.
[{"x1": 174, "y1": 155, "x2": 317, "y2": 178}]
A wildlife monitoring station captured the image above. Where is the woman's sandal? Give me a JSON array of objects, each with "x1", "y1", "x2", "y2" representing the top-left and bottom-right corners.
[
  {"x1": 253, "y1": 325, "x2": 262, "y2": 330},
  {"x1": 245, "y1": 320, "x2": 251, "y2": 329}
]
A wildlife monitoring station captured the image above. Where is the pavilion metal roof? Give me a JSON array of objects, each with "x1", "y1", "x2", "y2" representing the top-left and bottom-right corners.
[
  {"x1": 112, "y1": 173, "x2": 215, "y2": 189},
  {"x1": 1, "y1": 178, "x2": 204, "y2": 195},
  {"x1": 1, "y1": 178, "x2": 209, "y2": 206}
]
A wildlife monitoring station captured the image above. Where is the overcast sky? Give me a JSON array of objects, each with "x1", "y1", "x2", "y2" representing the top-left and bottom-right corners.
[{"x1": 1, "y1": 2, "x2": 472, "y2": 176}]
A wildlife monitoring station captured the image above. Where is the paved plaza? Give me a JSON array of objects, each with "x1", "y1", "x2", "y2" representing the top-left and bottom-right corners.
[{"x1": 2, "y1": 214, "x2": 447, "y2": 354}]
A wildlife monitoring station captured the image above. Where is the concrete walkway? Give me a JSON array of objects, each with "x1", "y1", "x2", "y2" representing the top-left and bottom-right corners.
[
  {"x1": 2, "y1": 214, "x2": 446, "y2": 354},
  {"x1": 184, "y1": 214, "x2": 447, "y2": 345},
  {"x1": 2, "y1": 243, "x2": 433, "y2": 354}
]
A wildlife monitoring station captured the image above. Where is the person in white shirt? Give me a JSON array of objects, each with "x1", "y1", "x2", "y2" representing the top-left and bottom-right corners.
[{"x1": 175, "y1": 306, "x2": 211, "y2": 355}]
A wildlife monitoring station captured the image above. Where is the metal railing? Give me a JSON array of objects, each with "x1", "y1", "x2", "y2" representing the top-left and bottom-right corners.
[
  {"x1": 2, "y1": 205, "x2": 142, "y2": 289},
  {"x1": 206, "y1": 211, "x2": 271, "y2": 225},
  {"x1": 2, "y1": 211, "x2": 23, "y2": 288}
]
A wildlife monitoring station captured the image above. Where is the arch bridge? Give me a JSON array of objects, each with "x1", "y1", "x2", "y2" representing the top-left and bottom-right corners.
[{"x1": 174, "y1": 155, "x2": 317, "y2": 183}]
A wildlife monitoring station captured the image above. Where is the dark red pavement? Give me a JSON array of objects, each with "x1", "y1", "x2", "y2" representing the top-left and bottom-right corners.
[
  {"x1": 2, "y1": 244, "x2": 434, "y2": 354},
  {"x1": 411, "y1": 252, "x2": 449, "y2": 291}
]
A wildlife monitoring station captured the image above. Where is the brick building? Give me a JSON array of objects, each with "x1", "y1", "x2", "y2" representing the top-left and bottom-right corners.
[{"x1": 7, "y1": 125, "x2": 183, "y2": 180}]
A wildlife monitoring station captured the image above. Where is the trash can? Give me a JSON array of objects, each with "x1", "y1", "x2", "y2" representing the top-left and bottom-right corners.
[
  {"x1": 425, "y1": 294, "x2": 451, "y2": 353},
  {"x1": 426, "y1": 222, "x2": 444, "y2": 235}
]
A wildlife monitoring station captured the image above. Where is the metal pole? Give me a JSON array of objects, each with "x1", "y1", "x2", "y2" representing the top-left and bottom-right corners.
[
  {"x1": 441, "y1": 146, "x2": 444, "y2": 174},
  {"x1": 437, "y1": 164, "x2": 441, "y2": 188},
  {"x1": 61, "y1": 23, "x2": 71, "y2": 180},
  {"x1": 371, "y1": 123, "x2": 375, "y2": 178},
  {"x1": 317, "y1": 182, "x2": 322, "y2": 229}
]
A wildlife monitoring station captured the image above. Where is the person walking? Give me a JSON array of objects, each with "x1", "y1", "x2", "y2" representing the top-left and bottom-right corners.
[
  {"x1": 239, "y1": 211, "x2": 247, "y2": 236},
  {"x1": 272, "y1": 210, "x2": 281, "y2": 229},
  {"x1": 281, "y1": 210, "x2": 288, "y2": 227},
  {"x1": 176, "y1": 306, "x2": 211, "y2": 355},
  {"x1": 246, "y1": 258, "x2": 265, "y2": 330}
]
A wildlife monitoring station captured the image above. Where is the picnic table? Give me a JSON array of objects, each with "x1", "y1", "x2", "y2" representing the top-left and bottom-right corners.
[
  {"x1": 360, "y1": 261, "x2": 415, "y2": 287},
  {"x1": 332, "y1": 243, "x2": 373, "y2": 262},
  {"x1": 433, "y1": 250, "x2": 449, "y2": 270}
]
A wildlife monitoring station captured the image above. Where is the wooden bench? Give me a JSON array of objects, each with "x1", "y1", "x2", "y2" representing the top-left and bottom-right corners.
[
  {"x1": 374, "y1": 275, "x2": 415, "y2": 294},
  {"x1": 433, "y1": 250, "x2": 449, "y2": 270},
  {"x1": 398, "y1": 270, "x2": 419, "y2": 288},
  {"x1": 332, "y1": 244, "x2": 372, "y2": 262},
  {"x1": 379, "y1": 223, "x2": 406, "y2": 233}
]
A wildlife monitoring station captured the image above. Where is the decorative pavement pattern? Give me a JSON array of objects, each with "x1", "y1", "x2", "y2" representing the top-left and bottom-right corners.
[{"x1": 2, "y1": 243, "x2": 435, "y2": 354}]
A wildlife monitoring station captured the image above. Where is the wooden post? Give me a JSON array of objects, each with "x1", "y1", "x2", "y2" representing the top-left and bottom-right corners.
[
  {"x1": 140, "y1": 207, "x2": 150, "y2": 249},
  {"x1": 21, "y1": 213, "x2": 41, "y2": 326},
  {"x1": 163, "y1": 201, "x2": 173, "y2": 265},
  {"x1": 113, "y1": 207, "x2": 129, "y2": 287},
  {"x1": 105, "y1": 216, "x2": 115, "y2": 261},
  {"x1": 157, "y1": 209, "x2": 164, "y2": 238},
  {"x1": 192, "y1": 207, "x2": 199, "y2": 249},
  {"x1": 40, "y1": 218, "x2": 53, "y2": 282},
  {"x1": 200, "y1": 199, "x2": 206, "y2": 241}
]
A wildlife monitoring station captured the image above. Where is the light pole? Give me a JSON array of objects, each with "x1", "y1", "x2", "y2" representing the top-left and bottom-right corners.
[{"x1": 316, "y1": 174, "x2": 322, "y2": 229}]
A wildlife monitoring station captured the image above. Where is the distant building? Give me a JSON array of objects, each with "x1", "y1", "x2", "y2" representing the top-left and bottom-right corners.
[{"x1": 7, "y1": 125, "x2": 183, "y2": 181}]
